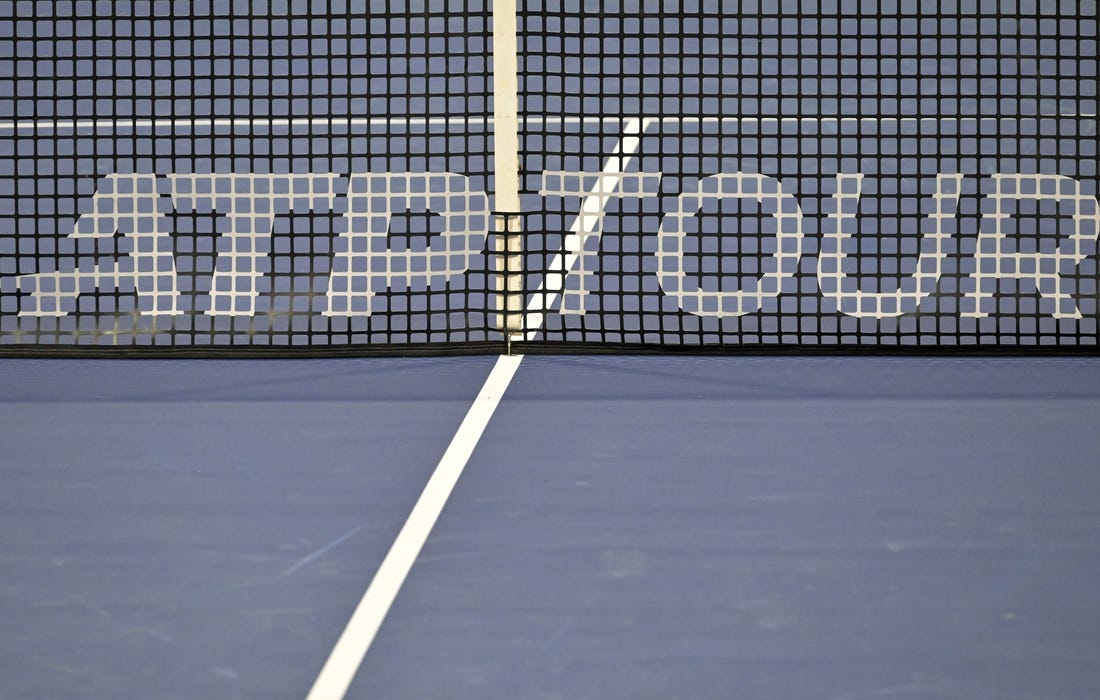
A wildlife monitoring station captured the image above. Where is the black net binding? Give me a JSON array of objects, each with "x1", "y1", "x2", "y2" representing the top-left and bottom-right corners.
[{"x1": 2, "y1": 0, "x2": 1099, "y2": 356}]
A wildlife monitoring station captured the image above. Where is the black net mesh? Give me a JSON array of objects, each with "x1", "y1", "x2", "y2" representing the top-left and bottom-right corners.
[
  {"x1": 0, "y1": 0, "x2": 497, "y2": 354},
  {"x1": 518, "y1": 0, "x2": 1100, "y2": 352},
  {"x1": 2, "y1": 0, "x2": 1099, "y2": 355}
]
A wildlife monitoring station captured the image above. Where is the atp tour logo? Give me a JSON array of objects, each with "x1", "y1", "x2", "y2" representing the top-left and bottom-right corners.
[{"x1": 4, "y1": 169, "x2": 1099, "y2": 322}]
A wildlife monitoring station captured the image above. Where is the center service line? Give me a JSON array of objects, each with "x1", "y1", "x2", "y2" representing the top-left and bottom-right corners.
[
  {"x1": 307, "y1": 113, "x2": 643, "y2": 699},
  {"x1": 308, "y1": 5, "x2": 526, "y2": 694},
  {"x1": 522, "y1": 116, "x2": 655, "y2": 337},
  {"x1": 305, "y1": 353, "x2": 523, "y2": 700}
]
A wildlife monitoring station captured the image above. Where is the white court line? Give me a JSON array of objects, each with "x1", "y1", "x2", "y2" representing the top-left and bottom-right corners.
[
  {"x1": 522, "y1": 116, "x2": 655, "y2": 338},
  {"x1": 0, "y1": 114, "x2": 1094, "y2": 134},
  {"x1": 657, "y1": 114, "x2": 1098, "y2": 124},
  {"x1": 0, "y1": 116, "x2": 490, "y2": 133},
  {"x1": 305, "y1": 353, "x2": 523, "y2": 700},
  {"x1": 0, "y1": 115, "x2": 621, "y2": 133},
  {"x1": 304, "y1": 113, "x2": 650, "y2": 699},
  {"x1": 307, "y1": 6, "x2": 531, "y2": 695}
]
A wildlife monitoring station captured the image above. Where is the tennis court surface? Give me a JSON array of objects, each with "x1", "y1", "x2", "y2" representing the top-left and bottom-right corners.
[
  {"x1": 3, "y1": 1, "x2": 1100, "y2": 698},
  {"x1": 2, "y1": 356, "x2": 1099, "y2": 699}
]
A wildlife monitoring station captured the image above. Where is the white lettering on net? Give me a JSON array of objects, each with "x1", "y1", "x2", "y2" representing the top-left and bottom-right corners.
[
  {"x1": 964, "y1": 174, "x2": 1100, "y2": 320},
  {"x1": 817, "y1": 173, "x2": 964, "y2": 318},
  {"x1": 168, "y1": 173, "x2": 340, "y2": 316},
  {"x1": 538, "y1": 170, "x2": 661, "y2": 315},
  {"x1": 655, "y1": 172, "x2": 805, "y2": 317},
  {"x1": 323, "y1": 173, "x2": 489, "y2": 317},
  {"x1": 16, "y1": 173, "x2": 181, "y2": 317}
]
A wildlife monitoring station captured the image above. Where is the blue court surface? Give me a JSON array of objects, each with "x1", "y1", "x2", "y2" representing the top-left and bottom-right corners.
[{"x1": 2, "y1": 355, "x2": 1099, "y2": 699}]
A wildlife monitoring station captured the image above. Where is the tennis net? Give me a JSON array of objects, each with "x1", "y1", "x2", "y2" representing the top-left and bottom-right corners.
[{"x1": 2, "y1": 0, "x2": 1098, "y2": 355}]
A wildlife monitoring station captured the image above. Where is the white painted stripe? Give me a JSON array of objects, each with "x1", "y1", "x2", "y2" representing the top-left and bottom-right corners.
[
  {"x1": 0, "y1": 116, "x2": 490, "y2": 133},
  {"x1": 655, "y1": 115, "x2": 1098, "y2": 125},
  {"x1": 522, "y1": 117, "x2": 655, "y2": 337},
  {"x1": 0, "y1": 114, "x2": 1093, "y2": 134},
  {"x1": 304, "y1": 353, "x2": 523, "y2": 700}
]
